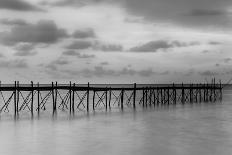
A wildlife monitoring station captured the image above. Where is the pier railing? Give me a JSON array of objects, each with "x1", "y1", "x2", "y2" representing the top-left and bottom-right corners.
[{"x1": 0, "y1": 81, "x2": 223, "y2": 117}]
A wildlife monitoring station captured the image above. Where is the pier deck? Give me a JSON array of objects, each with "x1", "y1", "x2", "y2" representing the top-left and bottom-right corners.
[{"x1": 0, "y1": 80, "x2": 223, "y2": 117}]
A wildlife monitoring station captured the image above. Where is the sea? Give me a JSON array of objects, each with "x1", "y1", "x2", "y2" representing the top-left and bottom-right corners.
[{"x1": 0, "y1": 84, "x2": 231, "y2": 155}]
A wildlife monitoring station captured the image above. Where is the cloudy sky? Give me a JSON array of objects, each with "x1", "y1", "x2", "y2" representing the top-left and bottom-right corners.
[{"x1": 0, "y1": 0, "x2": 231, "y2": 83}]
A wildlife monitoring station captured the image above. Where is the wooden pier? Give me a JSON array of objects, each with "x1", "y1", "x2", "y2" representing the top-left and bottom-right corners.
[{"x1": 0, "y1": 80, "x2": 223, "y2": 117}]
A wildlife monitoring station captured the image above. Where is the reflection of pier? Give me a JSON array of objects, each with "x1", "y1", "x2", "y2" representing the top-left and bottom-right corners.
[{"x1": 0, "y1": 80, "x2": 222, "y2": 117}]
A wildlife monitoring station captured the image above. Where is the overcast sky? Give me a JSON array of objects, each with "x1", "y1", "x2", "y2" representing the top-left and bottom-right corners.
[{"x1": 0, "y1": 0, "x2": 231, "y2": 83}]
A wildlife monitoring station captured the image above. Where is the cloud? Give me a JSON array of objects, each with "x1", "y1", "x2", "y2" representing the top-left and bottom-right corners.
[
  {"x1": 66, "y1": 41, "x2": 92, "y2": 50},
  {"x1": 62, "y1": 50, "x2": 95, "y2": 58},
  {"x1": 224, "y1": 58, "x2": 232, "y2": 63},
  {"x1": 72, "y1": 28, "x2": 96, "y2": 39},
  {"x1": 0, "y1": 18, "x2": 28, "y2": 26},
  {"x1": 215, "y1": 63, "x2": 220, "y2": 67},
  {"x1": 187, "y1": 9, "x2": 229, "y2": 16},
  {"x1": 129, "y1": 40, "x2": 200, "y2": 52},
  {"x1": 130, "y1": 40, "x2": 172, "y2": 52},
  {"x1": 40, "y1": 0, "x2": 106, "y2": 7},
  {"x1": 100, "y1": 61, "x2": 109, "y2": 65},
  {"x1": 121, "y1": 0, "x2": 232, "y2": 30},
  {"x1": 199, "y1": 70, "x2": 218, "y2": 76},
  {"x1": 62, "y1": 66, "x2": 157, "y2": 78},
  {"x1": 209, "y1": 41, "x2": 221, "y2": 45},
  {"x1": 0, "y1": 59, "x2": 28, "y2": 68},
  {"x1": 0, "y1": 20, "x2": 68, "y2": 46},
  {"x1": 94, "y1": 43, "x2": 123, "y2": 51},
  {"x1": 0, "y1": 0, "x2": 43, "y2": 11},
  {"x1": 14, "y1": 50, "x2": 37, "y2": 56},
  {"x1": 14, "y1": 43, "x2": 34, "y2": 51}
]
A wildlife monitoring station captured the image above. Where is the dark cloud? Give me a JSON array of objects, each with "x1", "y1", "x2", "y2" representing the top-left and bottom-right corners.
[
  {"x1": 130, "y1": 40, "x2": 172, "y2": 52},
  {"x1": 0, "y1": 18, "x2": 28, "y2": 26},
  {"x1": 62, "y1": 50, "x2": 78, "y2": 56},
  {"x1": 202, "y1": 50, "x2": 209, "y2": 53},
  {"x1": 129, "y1": 40, "x2": 199, "y2": 52},
  {"x1": 0, "y1": 59, "x2": 28, "y2": 68},
  {"x1": 52, "y1": 59, "x2": 69, "y2": 65},
  {"x1": 215, "y1": 63, "x2": 220, "y2": 67},
  {"x1": 224, "y1": 58, "x2": 232, "y2": 63},
  {"x1": 0, "y1": 0, "x2": 43, "y2": 11},
  {"x1": 199, "y1": 70, "x2": 219, "y2": 76},
  {"x1": 0, "y1": 20, "x2": 68, "y2": 46},
  {"x1": 77, "y1": 53, "x2": 95, "y2": 58},
  {"x1": 100, "y1": 61, "x2": 109, "y2": 65},
  {"x1": 62, "y1": 50, "x2": 95, "y2": 58},
  {"x1": 94, "y1": 43, "x2": 123, "y2": 51},
  {"x1": 42, "y1": 0, "x2": 232, "y2": 29},
  {"x1": 72, "y1": 29, "x2": 96, "y2": 38},
  {"x1": 187, "y1": 9, "x2": 229, "y2": 16},
  {"x1": 124, "y1": 0, "x2": 232, "y2": 29},
  {"x1": 66, "y1": 41, "x2": 92, "y2": 50},
  {"x1": 209, "y1": 41, "x2": 221, "y2": 45}
]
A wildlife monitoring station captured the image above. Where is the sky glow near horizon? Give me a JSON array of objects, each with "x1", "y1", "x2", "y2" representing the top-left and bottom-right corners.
[{"x1": 0, "y1": 0, "x2": 231, "y2": 83}]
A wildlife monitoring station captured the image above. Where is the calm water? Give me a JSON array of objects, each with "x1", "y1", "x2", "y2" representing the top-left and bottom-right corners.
[{"x1": 0, "y1": 89, "x2": 232, "y2": 155}]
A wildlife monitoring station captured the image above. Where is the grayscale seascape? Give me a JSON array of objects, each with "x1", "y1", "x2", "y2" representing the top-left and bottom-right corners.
[{"x1": 0, "y1": 0, "x2": 231, "y2": 154}]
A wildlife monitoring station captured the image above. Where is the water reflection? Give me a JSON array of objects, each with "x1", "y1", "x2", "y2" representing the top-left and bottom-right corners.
[{"x1": 0, "y1": 93, "x2": 231, "y2": 155}]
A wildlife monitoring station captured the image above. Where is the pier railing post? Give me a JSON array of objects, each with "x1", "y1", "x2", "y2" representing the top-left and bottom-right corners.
[
  {"x1": 121, "y1": 89, "x2": 124, "y2": 110},
  {"x1": 72, "y1": 83, "x2": 75, "y2": 113},
  {"x1": 105, "y1": 88, "x2": 108, "y2": 110},
  {"x1": 87, "y1": 82, "x2": 89, "y2": 112},
  {"x1": 93, "y1": 90, "x2": 95, "y2": 111},
  {"x1": 109, "y1": 87, "x2": 111, "y2": 109},
  {"x1": 17, "y1": 81, "x2": 19, "y2": 115},
  {"x1": 52, "y1": 82, "x2": 55, "y2": 114},
  {"x1": 14, "y1": 81, "x2": 17, "y2": 117},
  {"x1": 37, "y1": 82, "x2": 40, "y2": 115},
  {"x1": 31, "y1": 81, "x2": 34, "y2": 116},
  {"x1": 69, "y1": 81, "x2": 72, "y2": 114},
  {"x1": 133, "y1": 83, "x2": 136, "y2": 109}
]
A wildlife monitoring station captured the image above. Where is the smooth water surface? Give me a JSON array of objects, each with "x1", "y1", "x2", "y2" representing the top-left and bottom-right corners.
[{"x1": 0, "y1": 90, "x2": 232, "y2": 155}]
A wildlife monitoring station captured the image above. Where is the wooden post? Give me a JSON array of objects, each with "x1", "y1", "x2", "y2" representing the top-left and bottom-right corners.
[
  {"x1": 52, "y1": 82, "x2": 55, "y2": 113},
  {"x1": 31, "y1": 81, "x2": 34, "y2": 116},
  {"x1": 72, "y1": 83, "x2": 75, "y2": 113},
  {"x1": 149, "y1": 87, "x2": 152, "y2": 106},
  {"x1": 220, "y1": 79, "x2": 222, "y2": 101},
  {"x1": 167, "y1": 87, "x2": 169, "y2": 105},
  {"x1": 121, "y1": 89, "x2": 124, "y2": 110},
  {"x1": 105, "y1": 89, "x2": 108, "y2": 110},
  {"x1": 157, "y1": 87, "x2": 159, "y2": 106},
  {"x1": 93, "y1": 90, "x2": 95, "y2": 111},
  {"x1": 145, "y1": 87, "x2": 148, "y2": 107},
  {"x1": 69, "y1": 81, "x2": 72, "y2": 114},
  {"x1": 14, "y1": 81, "x2": 17, "y2": 117},
  {"x1": 133, "y1": 83, "x2": 136, "y2": 109},
  {"x1": 109, "y1": 87, "x2": 111, "y2": 109},
  {"x1": 55, "y1": 82, "x2": 57, "y2": 112},
  {"x1": 153, "y1": 88, "x2": 156, "y2": 107},
  {"x1": 213, "y1": 78, "x2": 216, "y2": 102},
  {"x1": 17, "y1": 81, "x2": 19, "y2": 115},
  {"x1": 199, "y1": 83, "x2": 202, "y2": 103},
  {"x1": 142, "y1": 88, "x2": 145, "y2": 107},
  {"x1": 37, "y1": 82, "x2": 40, "y2": 115},
  {"x1": 87, "y1": 82, "x2": 89, "y2": 112}
]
